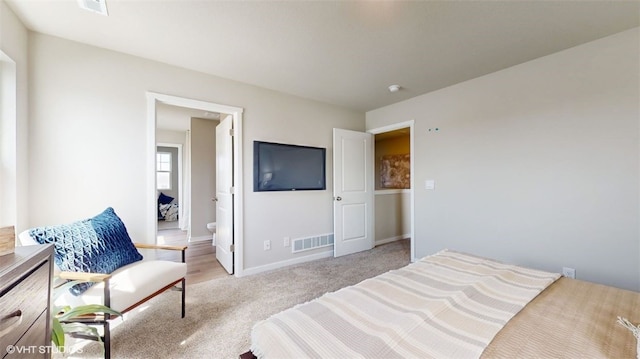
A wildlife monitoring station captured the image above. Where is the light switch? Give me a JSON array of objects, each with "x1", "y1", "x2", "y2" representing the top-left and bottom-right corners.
[{"x1": 425, "y1": 180, "x2": 435, "y2": 190}]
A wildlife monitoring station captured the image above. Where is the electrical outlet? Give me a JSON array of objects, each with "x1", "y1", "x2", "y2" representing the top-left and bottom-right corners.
[
  {"x1": 284, "y1": 237, "x2": 290, "y2": 247},
  {"x1": 562, "y1": 267, "x2": 576, "y2": 279},
  {"x1": 264, "y1": 240, "x2": 271, "y2": 251}
]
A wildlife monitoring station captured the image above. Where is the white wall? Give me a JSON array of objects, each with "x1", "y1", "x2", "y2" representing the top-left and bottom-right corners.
[
  {"x1": 375, "y1": 191, "x2": 410, "y2": 244},
  {"x1": 0, "y1": 51, "x2": 16, "y2": 228},
  {"x1": 190, "y1": 117, "x2": 217, "y2": 239},
  {"x1": 246, "y1": 105, "x2": 364, "y2": 268},
  {"x1": 374, "y1": 134, "x2": 411, "y2": 243},
  {"x1": 0, "y1": 2, "x2": 29, "y2": 232},
  {"x1": 157, "y1": 129, "x2": 186, "y2": 146},
  {"x1": 367, "y1": 28, "x2": 640, "y2": 291},
  {"x1": 27, "y1": 33, "x2": 363, "y2": 272}
]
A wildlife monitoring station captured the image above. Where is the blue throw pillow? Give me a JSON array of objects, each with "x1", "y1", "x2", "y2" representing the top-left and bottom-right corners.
[
  {"x1": 158, "y1": 192, "x2": 174, "y2": 205},
  {"x1": 157, "y1": 192, "x2": 174, "y2": 219},
  {"x1": 29, "y1": 207, "x2": 143, "y2": 295}
]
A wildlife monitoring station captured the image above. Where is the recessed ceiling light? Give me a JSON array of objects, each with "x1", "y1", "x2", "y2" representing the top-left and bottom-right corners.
[
  {"x1": 77, "y1": 0, "x2": 109, "y2": 16},
  {"x1": 388, "y1": 85, "x2": 401, "y2": 93}
]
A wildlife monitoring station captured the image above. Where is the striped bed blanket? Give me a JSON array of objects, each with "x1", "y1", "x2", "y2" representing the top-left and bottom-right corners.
[{"x1": 251, "y1": 250, "x2": 560, "y2": 358}]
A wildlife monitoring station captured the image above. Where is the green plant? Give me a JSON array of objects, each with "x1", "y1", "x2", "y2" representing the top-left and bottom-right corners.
[{"x1": 51, "y1": 279, "x2": 121, "y2": 351}]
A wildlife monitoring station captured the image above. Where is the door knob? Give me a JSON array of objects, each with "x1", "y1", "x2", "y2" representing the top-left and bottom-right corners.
[
  {"x1": 212, "y1": 198, "x2": 218, "y2": 202},
  {"x1": 335, "y1": 196, "x2": 342, "y2": 201}
]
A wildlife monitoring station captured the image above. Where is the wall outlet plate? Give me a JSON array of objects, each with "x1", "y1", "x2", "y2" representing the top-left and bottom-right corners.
[
  {"x1": 264, "y1": 240, "x2": 271, "y2": 251},
  {"x1": 562, "y1": 267, "x2": 576, "y2": 279}
]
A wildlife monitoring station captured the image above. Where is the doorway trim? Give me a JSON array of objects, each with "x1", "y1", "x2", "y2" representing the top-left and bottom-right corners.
[
  {"x1": 367, "y1": 120, "x2": 415, "y2": 262},
  {"x1": 146, "y1": 92, "x2": 245, "y2": 276}
]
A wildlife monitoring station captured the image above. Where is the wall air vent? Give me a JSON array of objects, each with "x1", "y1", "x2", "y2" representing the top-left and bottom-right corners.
[
  {"x1": 77, "y1": 0, "x2": 109, "y2": 16},
  {"x1": 292, "y1": 233, "x2": 334, "y2": 253}
]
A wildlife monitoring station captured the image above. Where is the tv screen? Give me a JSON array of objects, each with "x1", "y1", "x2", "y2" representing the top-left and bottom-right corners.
[{"x1": 253, "y1": 141, "x2": 326, "y2": 191}]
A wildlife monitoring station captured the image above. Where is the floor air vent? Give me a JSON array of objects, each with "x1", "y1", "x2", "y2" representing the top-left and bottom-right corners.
[{"x1": 292, "y1": 233, "x2": 334, "y2": 253}]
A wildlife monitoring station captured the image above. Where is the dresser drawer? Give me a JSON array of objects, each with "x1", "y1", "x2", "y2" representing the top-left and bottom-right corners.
[
  {"x1": 5, "y1": 311, "x2": 49, "y2": 359},
  {"x1": 0, "y1": 262, "x2": 49, "y2": 350}
]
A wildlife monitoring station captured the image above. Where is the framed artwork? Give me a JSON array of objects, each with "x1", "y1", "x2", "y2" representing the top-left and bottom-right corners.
[{"x1": 380, "y1": 154, "x2": 410, "y2": 189}]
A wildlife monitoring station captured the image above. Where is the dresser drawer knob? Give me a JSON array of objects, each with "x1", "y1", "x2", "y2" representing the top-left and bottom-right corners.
[{"x1": 0, "y1": 310, "x2": 23, "y2": 337}]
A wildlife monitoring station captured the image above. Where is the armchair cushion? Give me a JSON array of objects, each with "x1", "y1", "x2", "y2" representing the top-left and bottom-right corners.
[
  {"x1": 55, "y1": 260, "x2": 187, "y2": 312},
  {"x1": 28, "y1": 207, "x2": 143, "y2": 295}
]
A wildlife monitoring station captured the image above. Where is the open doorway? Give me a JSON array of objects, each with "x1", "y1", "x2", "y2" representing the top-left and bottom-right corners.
[
  {"x1": 156, "y1": 142, "x2": 182, "y2": 232},
  {"x1": 146, "y1": 92, "x2": 245, "y2": 277},
  {"x1": 373, "y1": 128, "x2": 411, "y2": 243},
  {"x1": 332, "y1": 121, "x2": 415, "y2": 261},
  {"x1": 155, "y1": 103, "x2": 219, "y2": 240},
  {"x1": 369, "y1": 121, "x2": 415, "y2": 261}
]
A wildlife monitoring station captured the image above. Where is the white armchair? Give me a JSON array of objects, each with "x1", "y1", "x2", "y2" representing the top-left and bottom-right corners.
[{"x1": 18, "y1": 213, "x2": 187, "y2": 359}]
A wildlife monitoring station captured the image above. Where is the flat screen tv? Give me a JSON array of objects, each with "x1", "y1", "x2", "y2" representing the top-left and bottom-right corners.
[{"x1": 253, "y1": 141, "x2": 326, "y2": 192}]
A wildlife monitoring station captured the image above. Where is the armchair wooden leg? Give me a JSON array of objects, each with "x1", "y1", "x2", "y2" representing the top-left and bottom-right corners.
[
  {"x1": 104, "y1": 320, "x2": 111, "y2": 359},
  {"x1": 181, "y1": 278, "x2": 186, "y2": 318},
  {"x1": 181, "y1": 248, "x2": 186, "y2": 319}
]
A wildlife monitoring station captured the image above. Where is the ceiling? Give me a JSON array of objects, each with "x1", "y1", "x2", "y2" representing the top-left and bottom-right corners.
[
  {"x1": 6, "y1": 1, "x2": 639, "y2": 112},
  {"x1": 156, "y1": 103, "x2": 219, "y2": 132}
]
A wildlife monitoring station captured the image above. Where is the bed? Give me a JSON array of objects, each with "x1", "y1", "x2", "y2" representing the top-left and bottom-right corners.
[
  {"x1": 157, "y1": 192, "x2": 179, "y2": 222},
  {"x1": 246, "y1": 250, "x2": 640, "y2": 358},
  {"x1": 158, "y1": 202, "x2": 179, "y2": 222}
]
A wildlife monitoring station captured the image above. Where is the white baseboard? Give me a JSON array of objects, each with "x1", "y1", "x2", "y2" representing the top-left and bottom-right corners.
[
  {"x1": 241, "y1": 248, "x2": 334, "y2": 277},
  {"x1": 241, "y1": 235, "x2": 409, "y2": 277},
  {"x1": 375, "y1": 234, "x2": 410, "y2": 246},
  {"x1": 189, "y1": 235, "x2": 212, "y2": 243}
]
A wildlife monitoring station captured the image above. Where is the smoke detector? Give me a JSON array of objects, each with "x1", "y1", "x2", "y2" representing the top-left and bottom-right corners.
[
  {"x1": 77, "y1": 0, "x2": 108, "y2": 16},
  {"x1": 388, "y1": 85, "x2": 401, "y2": 93}
]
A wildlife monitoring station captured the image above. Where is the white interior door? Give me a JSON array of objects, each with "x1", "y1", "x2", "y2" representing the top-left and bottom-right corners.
[
  {"x1": 333, "y1": 128, "x2": 374, "y2": 257},
  {"x1": 216, "y1": 116, "x2": 234, "y2": 274}
]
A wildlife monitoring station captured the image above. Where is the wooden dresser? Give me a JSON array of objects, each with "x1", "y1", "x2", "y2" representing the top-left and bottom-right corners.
[{"x1": 0, "y1": 245, "x2": 53, "y2": 359}]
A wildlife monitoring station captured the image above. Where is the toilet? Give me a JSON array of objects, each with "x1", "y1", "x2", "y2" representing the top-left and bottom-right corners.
[{"x1": 206, "y1": 222, "x2": 216, "y2": 245}]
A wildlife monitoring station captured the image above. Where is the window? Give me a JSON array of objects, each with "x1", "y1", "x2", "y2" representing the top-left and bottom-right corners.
[{"x1": 157, "y1": 152, "x2": 172, "y2": 190}]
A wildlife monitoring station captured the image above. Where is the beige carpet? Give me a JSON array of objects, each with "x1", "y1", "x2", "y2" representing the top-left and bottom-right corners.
[{"x1": 76, "y1": 239, "x2": 410, "y2": 359}]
